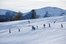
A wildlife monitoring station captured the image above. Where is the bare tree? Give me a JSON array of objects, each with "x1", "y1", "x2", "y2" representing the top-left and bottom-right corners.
[{"x1": 14, "y1": 11, "x2": 23, "y2": 20}]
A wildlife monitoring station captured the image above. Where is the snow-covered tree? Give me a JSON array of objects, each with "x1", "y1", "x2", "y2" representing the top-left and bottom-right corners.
[{"x1": 44, "y1": 11, "x2": 48, "y2": 17}]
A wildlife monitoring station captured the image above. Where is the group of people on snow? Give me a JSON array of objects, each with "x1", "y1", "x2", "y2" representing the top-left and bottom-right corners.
[{"x1": 8, "y1": 20, "x2": 64, "y2": 33}]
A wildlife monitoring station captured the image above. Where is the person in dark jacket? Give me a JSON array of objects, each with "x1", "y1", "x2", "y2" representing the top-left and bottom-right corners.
[
  {"x1": 28, "y1": 21, "x2": 30, "y2": 24},
  {"x1": 32, "y1": 26, "x2": 35, "y2": 30},
  {"x1": 61, "y1": 24, "x2": 63, "y2": 28},
  {"x1": 9, "y1": 28, "x2": 11, "y2": 33},
  {"x1": 54, "y1": 21, "x2": 56, "y2": 23},
  {"x1": 43, "y1": 24, "x2": 45, "y2": 28},
  {"x1": 49, "y1": 23, "x2": 50, "y2": 27},
  {"x1": 36, "y1": 26, "x2": 38, "y2": 29},
  {"x1": 18, "y1": 28, "x2": 20, "y2": 32}
]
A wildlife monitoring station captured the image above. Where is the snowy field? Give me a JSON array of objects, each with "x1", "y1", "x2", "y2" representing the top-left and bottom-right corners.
[{"x1": 0, "y1": 16, "x2": 66, "y2": 44}]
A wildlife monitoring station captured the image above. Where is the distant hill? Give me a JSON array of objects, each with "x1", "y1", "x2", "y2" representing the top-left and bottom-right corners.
[
  {"x1": 24, "y1": 7, "x2": 66, "y2": 19},
  {"x1": 0, "y1": 7, "x2": 66, "y2": 22},
  {"x1": 0, "y1": 9, "x2": 17, "y2": 22}
]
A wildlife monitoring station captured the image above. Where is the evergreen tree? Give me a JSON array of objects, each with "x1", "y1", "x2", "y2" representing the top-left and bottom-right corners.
[
  {"x1": 31, "y1": 9, "x2": 36, "y2": 19},
  {"x1": 5, "y1": 11, "x2": 12, "y2": 21},
  {"x1": 60, "y1": 12, "x2": 65, "y2": 16},
  {"x1": 44, "y1": 11, "x2": 48, "y2": 17}
]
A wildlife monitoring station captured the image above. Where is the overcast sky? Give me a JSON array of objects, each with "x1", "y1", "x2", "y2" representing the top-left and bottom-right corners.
[{"x1": 0, "y1": 0, "x2": 66, "y2": 13}]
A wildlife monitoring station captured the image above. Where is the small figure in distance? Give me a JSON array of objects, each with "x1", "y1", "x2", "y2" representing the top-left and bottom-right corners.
[
  {"x1": 36, "y1": 26, "x2": 38, "y2": 29},
  {"x1": 54, "y1": 21, "x2": 56, "y2": 23},
  {"x1": 28, "y1": 20, "x2": 30, "y2": 24},
  {"x1": 32, "y1": 26, "x2": 35, "y2": 30},
  {"x1": 9, "y1": 28, "x2": 11, "y2": 33},
  {"x1": 61, "y1": 24, "x2": 63, "y2": 28},
  {"x1": 49, "y1": 23, "x2": 50, "y2": 27},
  {"x1": 18, "y1": 28, "x2": 20, "y2": 32},
  {"x1": 43, "y1": 24, "x2": 45, "y2": 28}
]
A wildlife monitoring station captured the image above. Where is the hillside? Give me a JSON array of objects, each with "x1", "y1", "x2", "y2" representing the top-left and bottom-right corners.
[
  {"x1": 0, "y1": 16, "x2": 66, "y2": 44},
  {"x1": 24, "y1": 7, "x2": 66, "y2": 18},
  {"x1": 0, "y1": 7, "x2": 66, "y2": 22},
  {"x1": 0, "y1": 9, "x2": 17, "y2": 22}
]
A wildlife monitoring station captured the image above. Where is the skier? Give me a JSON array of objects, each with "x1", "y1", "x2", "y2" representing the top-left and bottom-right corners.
[
  {"x1": 36, "y1": 26, "x2": 38, "y2": 29},
  {"x1": 28, "y1": 20, "x2": 30, "y2": 24},
  {"x1": 43, "y1": 24, "x2": 45, "y2": 28},
  {"x1": 61, "y1": 24, "x2": 63, "y2": 28},
  {"x1": 54, "y1": 21, "x2": 56, "y2": 23},
  {"x1": 32, "y1": 26, "x2": 35, "y2": 30},
  {"x1": 49, "y1": 23, "x2": 50, "y2": 27},
  {"x1": 18, "y1": 28, "x2": 20, "y2": 32},
  {"x1": 9, "y1": 28, "x2": 11, "y2": 33},
  {"x1": 28, "y1": 20, "x2": 31, "y2": 26}
]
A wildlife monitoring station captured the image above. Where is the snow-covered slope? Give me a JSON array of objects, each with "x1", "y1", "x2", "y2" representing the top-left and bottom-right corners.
[
  {"x1": 0, "y1": 16, "x2": 66, "y2": 44},
  {"x1": 24, "y1": 7, "x2": 66, "y2": 19},
  {"x1": 36, "y1": 7, "x2": 65, "y2": 17}
]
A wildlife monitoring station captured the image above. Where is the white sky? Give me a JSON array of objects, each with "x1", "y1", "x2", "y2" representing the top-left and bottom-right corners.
[{"x1": 0, "y1": 0, "x2": 66, "y2": 13}]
